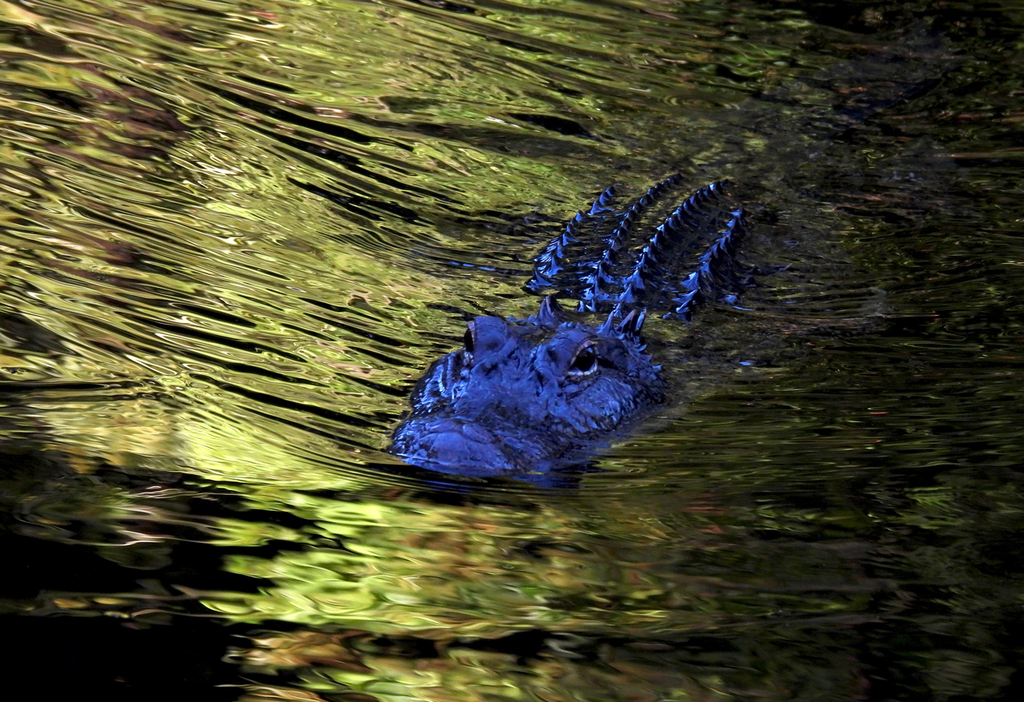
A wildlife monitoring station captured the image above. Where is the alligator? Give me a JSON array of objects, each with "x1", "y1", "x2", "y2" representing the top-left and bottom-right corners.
[{"x1": 389, "y1": 176, "x2": 748, "y2": 477}]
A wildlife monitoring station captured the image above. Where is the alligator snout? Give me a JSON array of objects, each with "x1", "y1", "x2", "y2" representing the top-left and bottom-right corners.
[{"x1": 390, "y1": 417, "x2": 521, "y2": 475}]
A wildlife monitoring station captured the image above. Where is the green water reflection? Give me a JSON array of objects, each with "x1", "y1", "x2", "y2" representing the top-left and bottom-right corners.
[{"x1": 2, "y1": 0, "x2": 1024, "y2": 700}]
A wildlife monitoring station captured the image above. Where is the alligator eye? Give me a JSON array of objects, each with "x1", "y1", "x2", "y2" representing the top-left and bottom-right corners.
[{"x1": 568, "y1": 345, "x2": 598, "y2": 377}]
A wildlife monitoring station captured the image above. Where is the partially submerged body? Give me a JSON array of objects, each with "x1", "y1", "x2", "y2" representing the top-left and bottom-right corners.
[
  {"x1": 390, "y1": 297, "x2": 666, "y2": 476},
  {"x1": 390, "y1": 179, "x2": 747, "y2": 477}
]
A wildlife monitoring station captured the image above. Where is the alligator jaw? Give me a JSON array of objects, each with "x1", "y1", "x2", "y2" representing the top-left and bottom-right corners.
[{"x1": 390, "y1": 417, "x2": 523, "y2": 476}]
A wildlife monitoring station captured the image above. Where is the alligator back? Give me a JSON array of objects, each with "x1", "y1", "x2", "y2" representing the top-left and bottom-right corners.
[
  {"x1": 389, "y1": 179, "x2": 747, "y2": 479},
  {"x1": 529, "y1": 176, "x2": 746, "y2": 320}
]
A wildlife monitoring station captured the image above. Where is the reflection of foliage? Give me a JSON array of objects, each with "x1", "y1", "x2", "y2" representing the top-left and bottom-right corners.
[
  {"x1": 202, "y1": 489, "x2": 878, "y2": 639},
  {"x1": 232, "y1": 628, "x2": 869, "y2": 702},
  {"x1": 0, "y1": 0, "x2": 1022, "y2": 701}
]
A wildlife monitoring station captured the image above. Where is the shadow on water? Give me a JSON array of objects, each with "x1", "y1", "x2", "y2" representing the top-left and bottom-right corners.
[{"x1": 2, "y1": 0, "x2": 1024, "y2": 700}]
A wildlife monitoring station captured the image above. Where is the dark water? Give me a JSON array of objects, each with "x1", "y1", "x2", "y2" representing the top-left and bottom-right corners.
[{"x1": 2, "y1": 0, "x2": 1023, "y2": 699}]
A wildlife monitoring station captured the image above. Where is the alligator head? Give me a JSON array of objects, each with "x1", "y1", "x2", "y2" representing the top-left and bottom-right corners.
[
  {"x1": 390, "y1": 296, "x2": 664, "y2": 476},
  {"x1": 390, "y1": 177, "x2": 746, "y2": 478}
]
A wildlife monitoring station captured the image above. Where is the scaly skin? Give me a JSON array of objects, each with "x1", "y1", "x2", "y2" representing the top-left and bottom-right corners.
[
  {"x1": 390, "y1": 304, "x2": 664, "y2": 476},
  {"x1": 391, "y1": 179, "x2": 745, "y2": 477}
]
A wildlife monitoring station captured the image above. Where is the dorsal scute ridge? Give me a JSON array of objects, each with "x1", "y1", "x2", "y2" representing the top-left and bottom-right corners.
[
  {"x1": 614, "y1": 307, "x2": 646, "y2": 338},
  {"x1": 601, "y1": 247, "x2": 618, "y2": 270},
  {"x1": 548, "y1": 236, "x2": 565, "y2": 258},
  {"x1": 648, "y1": 228, "x2": 667, "y2": 253},
  {"x1": 533, "y1": 251, "x2": 560, "y2": 280},
  {"x1": 563, "y1": 219, "x2": 579, "y2": 242},
  {"x1": 528, "y1": 193, "x2": 611, "y2": 291},
  {"x1": 666, "y1": 203, "x2": 747, "y2": 321},
  {"x1": 527, "y1": 293, "x2": 565, "y2": 328},
  {"x1": 598, "y1": 173, "x2": 686, "y2": 275},
  {"x1": 616, "y1": 267, "x2": 647, "y2": 305},
  {"x1": 637, "y1": 244, "x2": 657, "y2": 270},
  {"x1": 587, "y1": 185, "x2": 619, "y2": 214},
  {"x1": 529, "y1": 177, "x2": 744, "y2": 319}
]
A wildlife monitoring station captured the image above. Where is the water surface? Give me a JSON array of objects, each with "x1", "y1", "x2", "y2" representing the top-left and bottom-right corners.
[{"x1": 1, "y1": 0, "x2": 1023, "y2": 699}]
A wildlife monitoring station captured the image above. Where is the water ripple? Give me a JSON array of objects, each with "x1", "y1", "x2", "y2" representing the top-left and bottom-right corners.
[{"x1": 2, "y1": 2, "x2": 1024, "y2": 698}]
